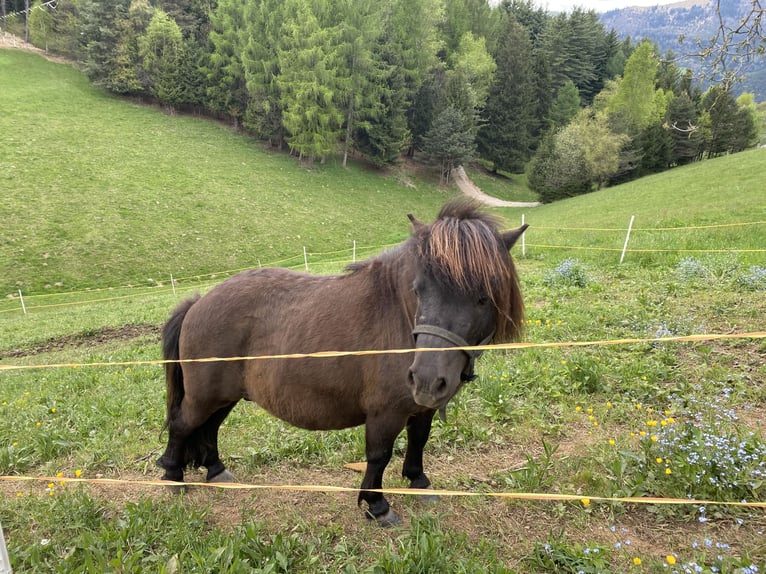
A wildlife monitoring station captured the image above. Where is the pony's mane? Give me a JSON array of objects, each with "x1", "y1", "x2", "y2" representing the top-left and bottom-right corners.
[{"x1": 415, "y1": 200, "x2": 524, "y2": 342}]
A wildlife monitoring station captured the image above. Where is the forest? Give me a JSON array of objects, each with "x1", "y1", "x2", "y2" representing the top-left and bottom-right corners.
[{"x1": 2, "y1": 0, "x2": 762, "y2": 202}]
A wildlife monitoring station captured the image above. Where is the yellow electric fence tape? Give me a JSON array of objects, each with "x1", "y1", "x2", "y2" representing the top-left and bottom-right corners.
[
  {"x1": 1, "y1": 331, "x2": 764, "y2": 372},
  {"x1": 1, "y1": 476, "x2": 765, "y2": 509}
]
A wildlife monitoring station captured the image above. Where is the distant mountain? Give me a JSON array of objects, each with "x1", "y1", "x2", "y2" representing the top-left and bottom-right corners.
[{"x1": 599, "y1": 0, "x2": 765, "y2": 100}]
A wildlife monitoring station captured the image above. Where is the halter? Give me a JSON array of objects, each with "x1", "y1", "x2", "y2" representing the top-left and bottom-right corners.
[{"x1": 411, "y1": 324, "x2": 495, "y2": 383}]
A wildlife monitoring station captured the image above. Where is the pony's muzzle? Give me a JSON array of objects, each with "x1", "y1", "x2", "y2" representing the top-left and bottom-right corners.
[{"x1": 407, "y1": 356, "x2": 462, "y2": 409}]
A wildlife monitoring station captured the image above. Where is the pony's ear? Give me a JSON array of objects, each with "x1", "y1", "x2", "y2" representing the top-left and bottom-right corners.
[
  {"x1": 407, "y1": 213, "x2": 426, "y2": 232},
  {"x1": 501, "y1": 224, "x2": 529, "y2": 250}
]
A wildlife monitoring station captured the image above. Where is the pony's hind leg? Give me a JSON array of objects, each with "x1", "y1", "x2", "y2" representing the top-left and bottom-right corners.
[
  {"x1": 402, "y1": 411, "x2": 439, "y2": 503},
  {"x1": 157, "y1": 400, "x2": 239, "y2": 487},
  {"x1": 200, "y1": 402, "x2": 239, "y2": 483}
]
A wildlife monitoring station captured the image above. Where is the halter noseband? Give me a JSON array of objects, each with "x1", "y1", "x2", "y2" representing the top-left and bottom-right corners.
[{"x1": 411, "y1": 324, "x2": 494, "y2": 383}]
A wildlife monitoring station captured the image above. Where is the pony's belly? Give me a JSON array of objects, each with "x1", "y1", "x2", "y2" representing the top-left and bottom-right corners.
[{"x1": 255, "y1": 394, "x2": 367, "y2": 431}]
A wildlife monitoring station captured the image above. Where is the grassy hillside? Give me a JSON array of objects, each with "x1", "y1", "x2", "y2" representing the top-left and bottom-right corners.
[{"x1": 0, "y1": 49, "x2": 453, "y2": 295}]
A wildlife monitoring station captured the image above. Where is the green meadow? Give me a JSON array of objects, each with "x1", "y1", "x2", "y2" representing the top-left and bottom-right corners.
[{"x1": 1, "y1": 49, "x2": 765, "y2": 573}]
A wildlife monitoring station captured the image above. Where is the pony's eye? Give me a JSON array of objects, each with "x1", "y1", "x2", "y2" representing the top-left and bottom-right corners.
[{"x1": 478, "y1": 296, "x2": 489, "y2": 306}]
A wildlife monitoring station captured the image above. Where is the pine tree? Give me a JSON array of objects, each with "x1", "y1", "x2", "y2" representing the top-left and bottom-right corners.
[
  {"x1": 421, "y1": 105, "x2": 476, "y2": 184},
  {"x1": 205, "y1": 0, "x2": 249, "y2": 127},
  {"x1": 277, "y1": 0, "x2": 343, "y2": 162},
  {"x1": 242, "y1": 0, "x2": 287, "y2": 146},
  {"x1": 477, "y1": 13, "x2": 535, "y2": 173}
]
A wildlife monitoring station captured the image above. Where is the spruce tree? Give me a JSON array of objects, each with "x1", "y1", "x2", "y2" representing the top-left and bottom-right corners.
[{"x1": 477, "y1": 13, "x2": 535, "y2": 173}]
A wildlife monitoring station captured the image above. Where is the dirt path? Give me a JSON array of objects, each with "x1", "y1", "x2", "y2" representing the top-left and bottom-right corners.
[
  {"x1": 453, "y1": 166, "x2": 541, "y2": 208},
  {"x1": 0, "y1": 30, "x2": 73, "y2": 64}
]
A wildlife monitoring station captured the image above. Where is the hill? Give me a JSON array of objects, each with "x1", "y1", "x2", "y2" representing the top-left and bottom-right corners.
[
  {"x1": 0, "y1": 49, "x2": 457, "y2": 296},
  {"x1": 1, "y1": 47, "x2": 764, "y2": 299},
  {"x1": 599, "y1": 0, "x2": 766, "y2": 99}
]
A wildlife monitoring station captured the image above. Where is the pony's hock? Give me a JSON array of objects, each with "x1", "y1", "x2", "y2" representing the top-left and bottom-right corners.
[{"x1": 157, "y1": 199, "x2": 527, "y2": 524}]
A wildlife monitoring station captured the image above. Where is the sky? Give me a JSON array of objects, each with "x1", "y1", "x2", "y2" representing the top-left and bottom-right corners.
[{"x1": 532, "y1": 0, "x2": 686, "y2": 13}]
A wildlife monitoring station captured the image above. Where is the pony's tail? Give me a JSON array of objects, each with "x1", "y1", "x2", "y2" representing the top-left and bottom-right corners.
[{"x1": 161, "y1": 295, "x2": 200, "y2": 431}]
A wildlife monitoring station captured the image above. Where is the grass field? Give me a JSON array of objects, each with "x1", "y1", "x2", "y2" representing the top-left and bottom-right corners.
[{"x1": 1, "y1": 48, "x2": 765, "y2": 573}]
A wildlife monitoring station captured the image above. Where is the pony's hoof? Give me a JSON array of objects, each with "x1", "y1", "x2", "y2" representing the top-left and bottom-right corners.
[
  {"x1": 163, "y1": 481, "x2": 188, "y2": 495},
  {"x1": 374, "y1": 509, "x2": 402, "y2": 527},
  {"x1": 418, "y1": 485, "x2": 440, "y2": 505},
  {"x1": 208, "y1": 469, "x2": 236, "y2": 483}
]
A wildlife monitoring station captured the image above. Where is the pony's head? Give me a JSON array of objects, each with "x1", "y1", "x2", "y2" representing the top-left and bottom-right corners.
[{"x1": 406, "y1": 200, "x2": 526, "y2": 412}]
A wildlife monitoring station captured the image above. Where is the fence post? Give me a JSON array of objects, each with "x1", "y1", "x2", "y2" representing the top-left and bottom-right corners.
[
  {"x1": 0, "y1": 520, "x2": 11, "y2": 574},
  {"x1": 303, "y1": 247, "x2": 309, "y2": 271},
  {"x1": 353, "y1": 240, "x2": 356, "y2": 263},
  {"x1": 521, "y1": 214, "x2": 526, "y2": 257},
  {"x1": 17, "y1": 290, "x2": 26, "y2": 315},
  {"x1": 620, "y1": 215, "x2": 635, "y2": 264},
  {"x1": 170, "y1": 274, "x2": 176, "y2": 297}
]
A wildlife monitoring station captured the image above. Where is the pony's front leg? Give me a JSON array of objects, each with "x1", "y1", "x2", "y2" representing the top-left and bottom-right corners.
[
  {"x1": 402, "y1": 411, "x2": 440, "y2": 503},
  {"x1": 359, "y1": 416, "x2": 404, "y2": 527}
]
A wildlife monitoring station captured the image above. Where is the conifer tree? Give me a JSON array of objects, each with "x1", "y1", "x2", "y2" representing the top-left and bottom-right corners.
[{"x1": 477, "y1": 13, "x2": 535, "y2": 173}]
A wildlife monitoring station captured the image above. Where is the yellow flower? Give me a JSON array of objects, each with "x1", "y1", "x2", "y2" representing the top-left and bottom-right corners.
[
  {"x1": 56, "y1": 472, "x2": 64, "y2": 478},
  {"x1": 587, "y1": 407, "x2": 593, "y2": 414},
  {"x1": 665, "y1": 468, "x2": 672, "y2": 475},
  {"x1": 629, "y1": 432, "x2": 636, "y2": 437},
  {"x1": 16, "y1": 492, "x2": 22, "y2": 497},
  {"x1": 36, "y1": 421, "x2": 42, "y2": 427},
  {"x1": 666, "y1": 555, "x2": 676, "y2": 565},
  {"x1": 635, "y1": 403, "x2": 642, "y2": 410},
  {"x1": 605, "y1": 401, "x2": 612, "y2": 408},
  {"x1": 581, "y1": 498, "x2": 590, "y2": 506},
  {"x1": 593, "y1": 421, "x2": 599, "y2": 427},
  {"x1": 661, "y1": 420, "x2": 668, "y2": 426},
  {"x1": 667, "y1": 417, "x2": 676, "y2": 424},
  {"x1": 609, "y1": 439, "x2": 616, "y2": 446},
  {"x1": 588, "y1": 415, "x2": 595, "y2": 421},
  {"x1": 575, "y1": 405, "x2": 582, "y2": 412},
  {"x1": 651, "y1": 435, "x2": 658, "y2": 442},
  {"x1": 647, "y1": 420, "x2": 658, "y2": 427},
  {"x1": 633, "y1": 557, "x2": 642, "y2": 566},
  {"x1": 50, "y1": 407, "x2": 57, "y2": 414},
  {"x1": 75, "y1": 469, "x2": 82, "y2": 478},
  {"x1": 656, "y1": 457, "x2": 664, "y2": 464},
  {"x1": 639, "y1": 431, "x2": 647, "y2": 437}
]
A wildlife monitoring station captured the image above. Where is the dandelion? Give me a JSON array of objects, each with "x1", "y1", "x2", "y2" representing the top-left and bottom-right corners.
[
  {"x1": 581, "y1": 498, "x2": 590, "y2": 506},
  {"x1": 665, "y1": 468, "x2": 673, "y2": 475},
  {"x1": 587, "y1": 407, "x2": 593, "y2": 414},
  {"x1": 647, "y1": 419, "x2": 658, "y2": 427},
  {"x1": 36, "y1": 421, "x2": 42, "y2": 427},
  {"x1": 633, "y1": 557, "x2": 642, "y2": 565},
  {"x1": 606, "y1": 401, "x2": 613, "y2": 408},
  {"x1": 609, "y1": 439, "x2": 616, "y2": 446},
  {"x1": 650, "y1": 435, "x2": 658, "y2": 442},
  {"x1": 639, "y1": 431, "x2": 646, "y2": 437},
  {"x1": 575, "y1": 405, "x2": 582, "y2": 412},
  {"x1": 666, "y1": 555, "x2": 677, "y2": 565},
  {"x1": 656, "y1": 457, "x2": 664, "y2": 463},
  {"x1": 50, "y1": 407, "x2": 57, "y2": 414},
  {"x1": 635, "y1": 403, "x2": 643, "y2": 410},
  {"x1": 75, "y1": 469, "x2": 82, "y2": 478}
]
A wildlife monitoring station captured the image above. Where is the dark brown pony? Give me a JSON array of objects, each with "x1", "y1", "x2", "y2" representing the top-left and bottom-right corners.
[{"x1": 158, "y1": 200, "x2": 526, "y2": 525}]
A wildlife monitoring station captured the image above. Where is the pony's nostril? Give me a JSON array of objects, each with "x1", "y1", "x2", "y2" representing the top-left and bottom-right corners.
[
  {"x1": 407, "y1": 369, "x2": 416, "y2": 387},
  {"x1": 436, "y1": 378, "x2": 447, "y2": 393}
]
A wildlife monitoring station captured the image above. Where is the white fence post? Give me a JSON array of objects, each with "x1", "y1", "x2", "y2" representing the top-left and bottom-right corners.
[
  {"x1": 17, "y1": 290, "x2": 26, "y2": 315},
  {"x1": 303, "y1": 247, "x2": 309, "y2": 271},
  {"x1": 521, "y1": 214, "x2": 526, "y2": 257},
  {"x1": 0, "y1": 521, "x2": 12, "y2": 574},
  {"x1": 620, "y1": 215, "x2": 635, "y2": 264}
]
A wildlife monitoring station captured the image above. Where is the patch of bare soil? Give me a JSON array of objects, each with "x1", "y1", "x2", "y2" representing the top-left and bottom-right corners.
[{"x1": 0, "y1": 323, "x2": 161, "y2": 360}]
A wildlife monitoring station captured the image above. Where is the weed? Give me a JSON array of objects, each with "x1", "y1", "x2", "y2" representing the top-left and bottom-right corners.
[{"x1": 544, "y1": 258, "x2": 590, "y2": 288}]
